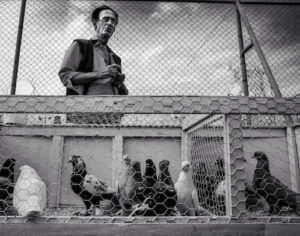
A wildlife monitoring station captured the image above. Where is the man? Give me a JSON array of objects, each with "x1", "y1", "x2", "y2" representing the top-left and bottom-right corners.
[
  {"x1": 58, "y1": 5, "x2": 128, "y2": 96},
  {"x1": 58, "y1": 5, "x2": 128, "y2": 124}
]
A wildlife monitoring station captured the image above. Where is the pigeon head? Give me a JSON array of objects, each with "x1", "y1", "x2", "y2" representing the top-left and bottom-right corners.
[
  {"x1": 252, "y1": 152, "x2": 268, "y2": 161},
  {"x1": 122, "y1": 154, "x2": 131, "y2": 166},
  {"x1": 129, "y1": 161, "x2": 142, "y2": 179},
  {"x1": 159, "y1": 160, "x2": 170, "y2": 172},
  {"x1": 146, "y1": 159, "x2": 155, "y2": 167},
  {"x1": 68, "y1": 155, "x2": 86, "y2": 172},
  {"x1": 130, "y1": 161, "x2": 141, "y2": 172},
  {"x1": 144, "y1": 159, "x2": 157, "y2": 180},
  {"x1": 19, "y1": 165, "x2": 40, "y2": 180},
  {"x1": 181, "y1": 160, "x2": 191, "y2": 172}
]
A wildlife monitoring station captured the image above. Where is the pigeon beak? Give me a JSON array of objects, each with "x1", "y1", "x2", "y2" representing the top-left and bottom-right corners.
[
  {"x1": 68, "y1": 157, "x2": 73, "y2": 163},
  {"x1": 242, "y1": 159, "x2": 247, "y2": 163}
]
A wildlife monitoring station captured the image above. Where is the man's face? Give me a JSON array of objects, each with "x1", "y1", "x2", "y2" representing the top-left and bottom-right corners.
[{"x1": 96, "y1": 9, "x2": 117, "y2": 39}]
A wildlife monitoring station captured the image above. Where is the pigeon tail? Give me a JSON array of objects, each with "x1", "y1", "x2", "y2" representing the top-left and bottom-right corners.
[{"x1": 26, "y1": 211, "x2": 40, "y2": 223}]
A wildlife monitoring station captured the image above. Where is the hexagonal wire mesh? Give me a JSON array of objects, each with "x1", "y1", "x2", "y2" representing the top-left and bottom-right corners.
[
  {"x1": 0, "y1": 96, "x2": 299, "y2": 220},
  {"x1": 0, "y1": 0, "x2": 300, "y2": 222}
]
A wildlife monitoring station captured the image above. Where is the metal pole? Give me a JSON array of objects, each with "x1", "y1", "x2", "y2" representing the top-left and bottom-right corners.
[
  {"x1": 11, "y1": 0, "x2": 27, "y2": 95},
  {"x1": 235, "y1": 0, "x2": 282, "y2": 97},
  {"x1": 236, "y1": 8, "x2": 249, "y2": 97},
  {"x1": 236, "y1": 0, "x2": 293, "y2": 124}
]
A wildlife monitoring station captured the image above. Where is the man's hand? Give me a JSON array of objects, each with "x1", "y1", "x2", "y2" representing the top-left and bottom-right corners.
[{"x1": 112, "y1": 73, "x2": 125, "y2": 86}]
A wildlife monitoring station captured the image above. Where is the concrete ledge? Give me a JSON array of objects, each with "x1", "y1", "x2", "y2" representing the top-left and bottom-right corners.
[
  {"x1": 0, "y1": 96, "x2": 299, "y2": 115},
  {"x1": 1, "y1": 221, "x2": 300, "y2": 236}
]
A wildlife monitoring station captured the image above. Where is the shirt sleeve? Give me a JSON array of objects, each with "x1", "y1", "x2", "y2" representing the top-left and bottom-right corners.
[{"x1": 58, "y1": 41, "x2": 84, "y2": 94}]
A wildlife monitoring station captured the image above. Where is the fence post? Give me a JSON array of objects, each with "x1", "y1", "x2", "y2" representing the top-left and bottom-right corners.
[
  {"x1": 236, "y1": 8, "x2": 249, "y2": 97},
  {"x1": 49, "y1": 135, "x2": 64, "y2": 207},
  {"x1": 223, "y1": 114, "x2": 247, "y2": 217},
  {"x1": 287, "y1": 126, "x2": 300, "y2": 192},
  {"x1": 11, "y1": 0, "x2": 27, "y2": 95},
  {"x1": 112, "y1": 135, "x2": 124, "y2": 189}
]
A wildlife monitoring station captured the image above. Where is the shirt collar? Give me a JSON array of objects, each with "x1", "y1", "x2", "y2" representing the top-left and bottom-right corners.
[{"x1": 91, "y1": 37, "x2": 107, "y2": 48}]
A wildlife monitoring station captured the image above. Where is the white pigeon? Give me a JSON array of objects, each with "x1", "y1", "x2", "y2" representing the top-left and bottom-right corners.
[
  {"x1": 215, "y1": 180, "x2": 226, "y2": 198},
  {"x1": 13, "y1": 165, "x2": 46, "y2": 221},
  {"x1": 175, "y1": 161, "x2": 202, "y2": 216}
]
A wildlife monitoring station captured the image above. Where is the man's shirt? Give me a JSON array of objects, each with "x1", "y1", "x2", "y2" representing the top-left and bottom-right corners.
[{"x1": 58, "y1": 38, "x2": 117, "y2": 95}]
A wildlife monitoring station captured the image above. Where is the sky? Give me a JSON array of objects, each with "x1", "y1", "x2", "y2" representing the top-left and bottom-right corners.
[{"x1": 0, "y1": 0, "x2": 299, "y2": 96}]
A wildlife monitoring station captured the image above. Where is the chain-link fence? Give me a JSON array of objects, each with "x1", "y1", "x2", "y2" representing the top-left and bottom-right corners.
[
  {"x1": 1, "y1": 0, "x2": 299, "y2": 97},
  {"x1": 1, "y1": 0, "x2": 300, "y2": 229}
]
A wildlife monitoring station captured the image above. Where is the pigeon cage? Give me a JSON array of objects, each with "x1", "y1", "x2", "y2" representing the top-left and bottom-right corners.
[{"x1": 1, "y1": 0, "x2": 300, "y2": 235}]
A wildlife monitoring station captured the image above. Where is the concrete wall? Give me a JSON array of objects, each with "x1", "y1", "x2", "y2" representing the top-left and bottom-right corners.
[
  {"x1": 243, "y1": 136, "x2": 290, "y2": 188},
  {"x1": 186, "y1": 127, "x2": 293, "y2": 190},
  {"x1": 1, "y1": 124, "x2": 298, "y2": 208},
  {"x1": 0, "y1": 126, "x2": 182, "y2": 207},
  {"x1": 124, "y1": 137, "x2": 182, "y2": 184}
]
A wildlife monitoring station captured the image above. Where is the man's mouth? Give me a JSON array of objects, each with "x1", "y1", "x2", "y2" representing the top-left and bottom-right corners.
[{"x1": 104, "y1": 28, "x2": 112, "y2": 33}]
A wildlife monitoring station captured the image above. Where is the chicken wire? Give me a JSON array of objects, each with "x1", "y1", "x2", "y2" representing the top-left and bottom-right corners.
[
  {"x1": 0, "y1": 0, "x2": 299, "y2": 97},
  {"x1": 0, "y1": 95, "x2": 300, "y2": 220},
  {"x1": 185, "y1": 112, "x2": 300, "y2": 217},
  {"x1": 189, "y1": 115, "x2": 226, "y2": 216}
]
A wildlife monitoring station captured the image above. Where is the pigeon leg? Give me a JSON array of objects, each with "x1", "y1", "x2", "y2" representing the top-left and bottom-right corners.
[{"x1": 73, "y1": 201, "x2": 92, "y2": 216}]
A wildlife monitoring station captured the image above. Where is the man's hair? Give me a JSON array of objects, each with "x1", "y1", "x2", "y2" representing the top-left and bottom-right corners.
[{"x1": 91, "y1": 5, "x2": 119, "y2": 29}]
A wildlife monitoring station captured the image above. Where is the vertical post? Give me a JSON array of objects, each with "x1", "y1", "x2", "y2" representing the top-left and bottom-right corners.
[
  {"x1": 223, "y1": 114, "x2": 247, "y2": 217},
  {"x1": 236, "y1": 8, "x2": 249, "y2": 97},
  {"x1": 49, "y1": 135, "x2": 64, "y2": 207},
  {"x1": 287, "y1": 127, "x2": 300, "y2": 192},
  {"x1": 112, "y1": 135, "x2": 123, "y2": 189},
  {"x1": 236, "y1": 0, "x2": 293, "y2": 125},
  {"x1": 11, "y1": 0, "x2": 27, "y2": 95},
  {"x1": 181, "y1": 130, "x2": 190, "y2": 162},
  {"x1": 236, "y1": 0, "x2": 281, "y2": 97}
]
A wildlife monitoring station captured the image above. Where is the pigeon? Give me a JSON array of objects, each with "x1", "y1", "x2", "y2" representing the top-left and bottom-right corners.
[
  {"x1": 175, "y1": 161, "x2": 201, "y2": 216},
  {"x1": 116, "y1": 154, "x2": 131, "y2": 197},
  {"x1": 142, "y1": 159, "x2": 157, "y2": 200},
  {"x1": 68, "y1": 155, "x2": 120, "y2": 216},
  {"x1": 214, "y1": 159, "x2": 225, "y2": 184},
  {"x1": 214, "y1": 159, "x2": 226, "y2": 215},
  {"x1": 192, "y1": 161, "x2": 215, "y2": 211},
  {"x1": 215, "y1": 180, "x2": 226, "y2": 198},
  {"x1": 245, "y1": 184, "x2": 269, "y2": 212},
  {"x1": 0, "y1": 158, "x2": 16, "y2": 212},
  {"x1": 121, "y1": 161, "x2": 145, "y2": 215},
  {"x1": 252, "y1": 151, "x2": 300, "y2": 215},
  {"x1": 149, "y1": 160, "x2": 177, "y2": 216},
  {"x1": 13, "y1": 165, "x2": 46, "y2": 221}
]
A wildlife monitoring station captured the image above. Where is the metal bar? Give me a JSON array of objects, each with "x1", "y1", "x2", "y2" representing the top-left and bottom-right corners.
[
  {"x1": 236, "y1": 0, "x2": 282, "y2": 97},
  {"x1": 223, "y1": 114, "x2": 247, "y2": 217},
  {"x1": 106, "y1": 0, "x2": 300, "y2": 5},
  {"x1": 236, "y1": 0, "x2": 293, "y2": 124},
  {"x1": 11, "y1": 0, "x2": 27, "y2": 95},
  {"x1": 241, "y1": 43, "x2": 253, "y2": 56},
  {"x1": 287, "y1": 127, "x2": 300, "y2": 193},
  {"x1": 236, "y1": 8, "x2": 249, "y2": 97}
]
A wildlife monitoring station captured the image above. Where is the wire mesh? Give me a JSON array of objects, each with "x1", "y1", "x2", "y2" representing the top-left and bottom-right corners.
[
  {"x1": 0, "y1": 1, "x2": 299, "y2": 97},
  {"x1": 0, "y1": 95, "x2": 299, "y2": 219},
  {"x1": 189, "y1": 115, "x2": 225, "y2": 216},
  {"x1": 0, "y1": 0, "x2": 300, "y2": 223}
]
